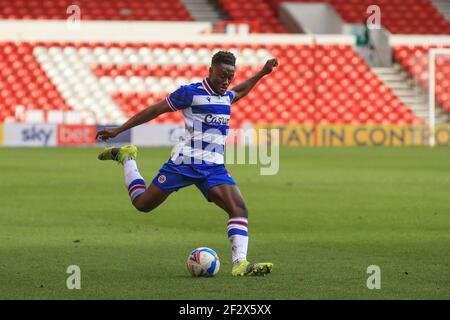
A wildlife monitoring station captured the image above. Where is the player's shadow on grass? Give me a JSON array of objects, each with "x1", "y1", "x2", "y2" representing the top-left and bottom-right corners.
[{"x1": 173, "y1": 275, "x2": 220, "y2": 279}]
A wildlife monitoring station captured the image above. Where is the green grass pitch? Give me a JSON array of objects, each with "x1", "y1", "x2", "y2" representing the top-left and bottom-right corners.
[{"x1": 0, "y1": 146, "x2": 449, "y2": 299}]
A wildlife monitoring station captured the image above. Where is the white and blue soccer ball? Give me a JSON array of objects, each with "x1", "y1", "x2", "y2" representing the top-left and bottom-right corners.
[{"x1": 186, "y1": 247, "x2": 220, "y2": 277}]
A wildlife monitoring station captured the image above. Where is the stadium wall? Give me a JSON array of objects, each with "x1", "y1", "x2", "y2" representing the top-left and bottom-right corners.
[
  {"x1": 131, "y1": 124, "x2": 183, "y2": 147},
  {"x1": 389, "y1": 35, "x2": 450, "y2": 46},
  {"x1": 3, "y1": 124, "x2": 57, "y2": 147},
  {"x1": 0, "y1": 123, "x2": 133, "y2": 147},
  {"x1": 57, "y1": 125, "x2": 96, "y2": 146},
  {"x1": 0, "y1": 20, "x2": 355, "y2": 45},
  {"x1": 280, "y1": 3, "x2": 344, "y2": 34},
  {"x1": 1, "y1": 124, "x2": 450, "y2": 147},
  {"x1": 254, "y1": 125, "x2": 450, "y2": 147},
  {"x1": 96, "y1": 125, "x2": 131, "y2": 146},
  {"x1": 0, "y1": 20, "x2": 213, "y2": 42}
]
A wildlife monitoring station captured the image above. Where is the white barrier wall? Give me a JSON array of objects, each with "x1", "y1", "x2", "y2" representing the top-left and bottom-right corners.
[
  {"x1": 367, "y1": 28, "x2": 392, "y2": 67},
  {"x1": 0, "y1": 123, "x2": 181, "y2": 147},
  {"x1": 0, "y1": 20, "x2": 355, "y2": 45},
  {"x1": 280, "y1": 3, "x2": 345, "y2": 34},
  {"x1": 131, "y1": 124, "x2": 184, "y2": 147},
  {"x1": 0, "y1": 20, "x2": 212, "y2": 42},
  {"x1": 0, "y1": 123, "x2": 257, "y2": 147},
  {"x1": 389, "y1": 35, "x2": 450, "y2": 46},
  {"x1": 2, "y1": 123, "x2": 449, "y2": 147}
]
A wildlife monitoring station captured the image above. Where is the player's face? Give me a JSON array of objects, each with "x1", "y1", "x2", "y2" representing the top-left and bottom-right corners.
[{"x1": 209, "y1": 63, "x2": 235, "y2": 95}]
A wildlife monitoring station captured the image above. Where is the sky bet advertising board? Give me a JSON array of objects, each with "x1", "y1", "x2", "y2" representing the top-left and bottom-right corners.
[{"x1": 3, "y1": 124, "x2": 57, "y2": 147}]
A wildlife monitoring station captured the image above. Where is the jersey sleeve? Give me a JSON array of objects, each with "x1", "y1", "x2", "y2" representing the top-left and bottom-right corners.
[
  {"x1": 166, "y1": 85, "x2": 194, "y2": 111},
  {"x1": 227, "y1": 90, "x2": 236, "y2": 104}
]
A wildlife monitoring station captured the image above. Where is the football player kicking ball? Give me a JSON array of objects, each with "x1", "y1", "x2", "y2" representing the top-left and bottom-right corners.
[{"x1": 96, "y1": 51, "x2": 278, "y2": 276}]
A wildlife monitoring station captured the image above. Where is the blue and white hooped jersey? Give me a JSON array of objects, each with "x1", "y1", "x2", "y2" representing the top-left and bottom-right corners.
[{"x1": 165, "y1": 78, "x2": 234, "y2": 165}]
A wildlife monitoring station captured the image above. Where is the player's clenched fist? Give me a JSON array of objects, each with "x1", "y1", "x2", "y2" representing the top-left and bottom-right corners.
[
  {"x1": 96, "y1": 128, "x2": 119, "y2": 141},
  {"x1": 261, "y1": 58, "x2": 279, "y2": 75}
]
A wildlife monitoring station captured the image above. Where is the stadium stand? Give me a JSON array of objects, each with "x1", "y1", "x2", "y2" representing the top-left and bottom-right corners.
[
  {"x1": 0, "y1": 0, "x2": 193, "y2": 21},
  {"x1": 0, "y1": 42, "x2": 71, "y2": 122},
  {"x1": 394, "y1": 45, "x2": 450, "y2": 113},
  {"x1": 0, "y1": 41, "x2": 419, "y2": 126},
  {"x1": 2, "y1": 0, "x2": 447, "y2": 127},
  {"x1": 2, "y1": 0, "x2": 448, "y2": 35},
  {"x1": 432, "y1": 0, "x2": 450, "y2": 22},
  {"x1": 216, "y1": 0, "x2": 287, "y2": 33},
  {"x1": 267, "y1": 0, "x2": 450, "y2": 34}
]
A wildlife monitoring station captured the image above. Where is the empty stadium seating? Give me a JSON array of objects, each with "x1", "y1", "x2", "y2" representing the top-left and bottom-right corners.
[
  {"x1": 394, "y1": 45, "x2": 450, "y2": 113},
  {"x1": 2, "y1": 0, "x2": 447, "y2": 35},
  {"x1": 216, "y1": 0, "x2": 288, "y2": 33},
  {"x1": 0, "y1": 42, "x2": 71, "y2": 122},
  {"x1": 0, "y1": 41, "x2": 420, "y2": 125},
  {"x1": 267, "y1": 0, "x2": 450, "y2": 34},
  {"x1": 0, "y1": 0, "x2": 193, "y2": 21}
]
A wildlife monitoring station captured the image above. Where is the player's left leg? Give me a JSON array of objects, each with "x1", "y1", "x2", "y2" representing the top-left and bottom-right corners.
[{"x1": 207, "y1": 184, "x2": 273, "y2": 276}]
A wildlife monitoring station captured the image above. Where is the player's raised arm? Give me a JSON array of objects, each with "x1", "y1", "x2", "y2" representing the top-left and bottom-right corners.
[
  {"x1": 231, "y1": 58, "x2": 278, "y2": 104},
  {"x1": 95, "y1": 99, "x2": 172, "y2": 141}
]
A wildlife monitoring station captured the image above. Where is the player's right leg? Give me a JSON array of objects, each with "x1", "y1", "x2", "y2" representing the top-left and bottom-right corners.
[{"x1": 97, "y1": 145, "x2": 170, "y2": 213}]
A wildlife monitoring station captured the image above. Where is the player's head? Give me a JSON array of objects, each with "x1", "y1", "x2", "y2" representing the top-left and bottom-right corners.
[{"x1": 208, "y1": 51, "x2": 236, "y2": 95}]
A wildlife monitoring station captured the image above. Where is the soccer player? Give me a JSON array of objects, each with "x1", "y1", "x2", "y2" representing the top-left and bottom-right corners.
[{"x1": 96, "y1": 51, "x2": 278, "y2": 276}]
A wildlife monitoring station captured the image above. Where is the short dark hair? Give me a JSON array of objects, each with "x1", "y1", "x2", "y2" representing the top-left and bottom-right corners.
[{"x1": 211, "y1": 51, "x2": 236, "y2": 66}]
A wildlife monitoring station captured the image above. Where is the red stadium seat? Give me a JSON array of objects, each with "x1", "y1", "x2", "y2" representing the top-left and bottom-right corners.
[
  {"x1": 264, "y1": 0, "x2": 450, "y2": 34},
  {"x1": 0, "y1": 0, "x2": 192, "y2": 21},
  {"x1": 394, "y1": 45, "x2": 450, "y2": 113},
  {"x1": 216, "y1": 0, "x2": 287, "y2": 33},
  {"x1": 0, "y1": 41, "x2": 423, "y2": 125}
]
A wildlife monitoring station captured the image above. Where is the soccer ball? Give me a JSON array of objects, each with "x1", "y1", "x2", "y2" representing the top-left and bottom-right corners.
[{"x1": 186, "y1": 247, "x2": 220, "y2": 277}]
